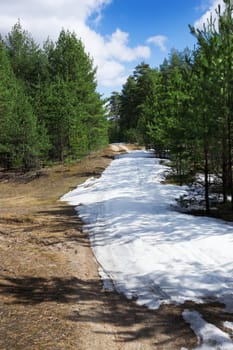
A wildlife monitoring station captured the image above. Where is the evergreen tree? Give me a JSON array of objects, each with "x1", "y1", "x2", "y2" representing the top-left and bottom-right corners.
[
  {"x1": 42, "y1": 29, "x2": 108, "y2": 160},
  {"x1": 119, "y1": 63, "x2": 156, "y2": 143},
  {"x1": 136, "y1": 67, "x2": 161, "y2": 148},
  {"x1": 119, "y1": 75, "x2": 138, "y2": 142},
  {"x1": 217, "y1": 0, "x2": 233, "y2": 207},
  {"x1": 189, "y1": 0, "x2": 233, "y2": 210},
  {"x1": 107, "y1": 91, "x2": 121, "y2": 142},
  {"x1": 0, "y1": 38, "x2": 46, "y2": 169},
  {"x1": 5, "y1": 20, "x2": 48, "y2": 97}
]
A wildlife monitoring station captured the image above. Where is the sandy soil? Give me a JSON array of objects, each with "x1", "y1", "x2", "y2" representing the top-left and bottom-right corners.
[{"x1": 0, "y1": 144, "x2": 231, "y2": 350}]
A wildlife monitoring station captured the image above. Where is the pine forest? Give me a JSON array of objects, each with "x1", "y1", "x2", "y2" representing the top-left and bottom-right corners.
[
  {"x1": 108, "y1": 0, "x2": 233, "y2": 212},
  {"x1": 0, "y1": 21, "x2": 108, "y2": 170}
]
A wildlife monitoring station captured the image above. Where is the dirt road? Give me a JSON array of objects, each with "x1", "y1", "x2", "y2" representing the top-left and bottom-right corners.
[{"x1": 0, "y1": 144, "x2": 227, "y2": 349}]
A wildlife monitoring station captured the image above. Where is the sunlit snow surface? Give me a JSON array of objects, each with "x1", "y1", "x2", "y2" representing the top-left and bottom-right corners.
[{"x1": 61, "y1": 150, "x2": 233, "y2": 311}]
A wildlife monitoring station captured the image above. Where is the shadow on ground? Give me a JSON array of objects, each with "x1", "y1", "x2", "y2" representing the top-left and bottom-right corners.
[
  {"x1": 34, "y1": 206, "x2": 91, "y2": 248},
  {"x1": 0, "y1": 273, "x2": 222, "y2": 348}
]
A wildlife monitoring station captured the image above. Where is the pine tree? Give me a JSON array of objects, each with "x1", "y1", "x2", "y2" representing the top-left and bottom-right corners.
[
  {"x1": 107, "y1": 91, "x2": 122, "y2": 142},
  {"x1": 119, "y1": 63, "x2": 155, "y2": 143},
  {"x1": 5, "y1": 20, "x2": 48, "y2": 96},
  {"x1": 217, "y1": 0, "x2": 233, "y2": 207},
  {"x1": 42, "y1": 29, "x2": 108, "y2": 161},
  {"x1": 189, "y1": 1, "x2": 233, "y2": 210},
  {"x1": 0, "y1": 38, "x2": 45, "y2": 169}
]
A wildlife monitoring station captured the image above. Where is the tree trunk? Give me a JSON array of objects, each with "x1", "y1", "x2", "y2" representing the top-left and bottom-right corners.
[
  {"x1": 227, "y1": 116, "x2": 233, "y2": 209},
  {"x1": 222, "y1": 137, "x2": 228, "y2": 203},
  {"x1": 204, "y1": 144, "x2": 210, "y2": 213}
]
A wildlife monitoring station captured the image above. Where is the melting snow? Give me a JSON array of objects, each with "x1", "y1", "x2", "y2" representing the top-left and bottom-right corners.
[
  {"x1": 183, "y1": 310, "x2": 233, "y2": 349},
  {"x1": 224, "y1": 322, "x2": 233, "y2": 334},
  {"x1": 61, "y1": 150, "x2": 233, "y2": 312}
]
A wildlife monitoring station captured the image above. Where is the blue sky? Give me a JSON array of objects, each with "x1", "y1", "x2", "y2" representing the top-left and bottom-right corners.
[
  {"x1": 93, "y1": 0, "x2": 200, "y2": 75},
  {"x1": 0, "y1": 0, "x2": 223, "y2": 97},
  {"x1": 95, "y1": 0, "x2": 198, "y2": 48}
]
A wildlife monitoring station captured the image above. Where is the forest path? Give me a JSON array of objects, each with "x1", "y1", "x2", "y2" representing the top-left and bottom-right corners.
[{"x1": 0, "y1": 144, "x2": 212, "y2": 349}]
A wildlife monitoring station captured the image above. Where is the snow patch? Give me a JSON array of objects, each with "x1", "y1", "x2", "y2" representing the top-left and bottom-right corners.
[
  {"x1": 224, "y1": 322, "x2": 233, "y2": 334},
  {"x1": 182, "y1": 310, "x2": 233, "y2": 350},
  {"x1": 98, "y1": 267, "x2": 115, "y2": 291}
]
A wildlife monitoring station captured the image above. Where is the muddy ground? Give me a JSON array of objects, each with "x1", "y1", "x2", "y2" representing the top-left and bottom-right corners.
[{"x1": 0, "y1": 144, "x2": 232, "y2": 350}]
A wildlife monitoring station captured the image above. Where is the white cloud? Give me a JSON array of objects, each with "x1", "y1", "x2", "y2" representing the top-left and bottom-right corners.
[
  {"x1": 147, "y1": 35, "x2": 168, "y2": 52},
  {"x1": 106, "y1": 29, "x2": 151, "y2": 61},
  {"x1": 0, "y1": 0, "x2": 151, "y2": 95},
  {"x1": 194, "y1": 0, "x2": 225, "y2": 29},
  {"x1": 97, "y1": 60, "x2": 127, "y2": 87}
]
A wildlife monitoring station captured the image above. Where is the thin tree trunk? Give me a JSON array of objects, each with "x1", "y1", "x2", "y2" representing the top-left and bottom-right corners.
[
  {"x1": 222, "y1": 137, "x2": 228, "y2": 203},
  {"x1": 227, "y1": 116, "x2": 233, "y2": 209},
  {"x1": 204, "y1": 143, "x2": 210, "y2": 213},
  {"x1": 222, "y1": 160, "x2": 227, "y2": 203}
]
